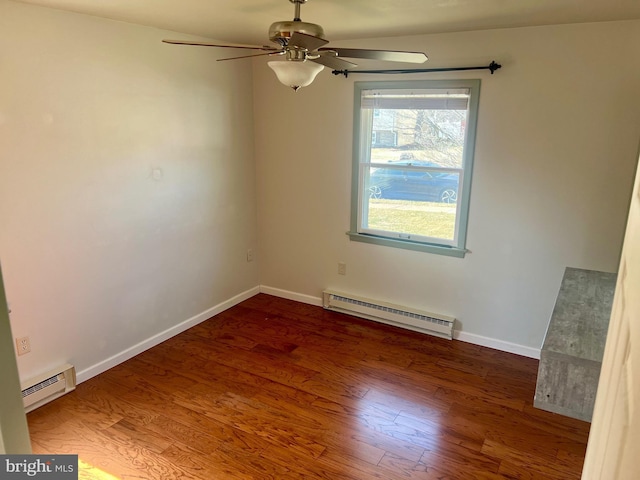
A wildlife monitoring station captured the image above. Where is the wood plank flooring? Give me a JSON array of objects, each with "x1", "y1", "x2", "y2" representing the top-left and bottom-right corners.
[{"x1": 28, "y1": 294, "x2": 591, "y2": 479}]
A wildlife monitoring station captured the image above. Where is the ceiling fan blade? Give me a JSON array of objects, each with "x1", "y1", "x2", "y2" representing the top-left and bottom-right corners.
[
  {"x1": 319, "y1": 48, "x2": 428, "y2": 63},
  {"x1": 288, "y1": 32, "x2": 329, "y2": 51},
  {"x1": 311, "y1": 54, "x2": 358, "y2": 70},
  {"x1": 217, "y1": 51, "x2": 285, "y2": 62},
  {"x1": 163, "y1": 39, "x2": 277, "y2": 52}
]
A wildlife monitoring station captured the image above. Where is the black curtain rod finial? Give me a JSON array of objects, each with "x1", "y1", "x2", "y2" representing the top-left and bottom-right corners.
[{"x1": 489, "y1": 61, "x2": 501, "y2": 74}]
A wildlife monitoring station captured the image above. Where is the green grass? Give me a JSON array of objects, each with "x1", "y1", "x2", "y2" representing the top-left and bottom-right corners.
[{"x1": 367, "y1": 199, "x2": 456, "y2": 240}]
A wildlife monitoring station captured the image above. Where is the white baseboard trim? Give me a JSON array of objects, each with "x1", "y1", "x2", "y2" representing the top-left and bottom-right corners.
[
  {"x1": 76, "y1": 286, "x2": 261, "y2": 384},
  {"x1": 259, "y1": 285, "x2": 541, "y2": 360},
  {"x1": 453, "y1": 330, "x2": 540, "y2": 359},
  {"x1": 259, "y1": 285, "x2": 323, "y2": 307}
]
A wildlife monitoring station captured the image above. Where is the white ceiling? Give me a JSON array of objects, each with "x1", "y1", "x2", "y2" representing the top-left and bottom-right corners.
[{"x1": 13, "y1": 0, "x2": 640, "y2": 46}]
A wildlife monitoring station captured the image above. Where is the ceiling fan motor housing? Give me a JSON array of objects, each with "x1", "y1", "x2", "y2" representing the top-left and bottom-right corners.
[{"x1": 269, "y1": 20, "x2": 325, "y2": 47}]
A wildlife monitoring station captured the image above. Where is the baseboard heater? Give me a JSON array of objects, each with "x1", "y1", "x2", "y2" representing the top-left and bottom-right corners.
[
  {"x1": 323, "y1": 289, "x2": 455, "y2": 340},
  {"x1": 21, "y1": 363, "x2": 76, "y2": 413}
]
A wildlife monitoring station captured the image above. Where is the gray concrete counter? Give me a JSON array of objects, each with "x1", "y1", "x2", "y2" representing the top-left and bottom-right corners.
[{"x1": 534, "y1": 267, "x2": 616, "y2": 422}]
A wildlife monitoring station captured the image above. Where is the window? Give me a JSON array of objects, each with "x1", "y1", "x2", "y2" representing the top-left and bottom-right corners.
[{"x1": 349, "y1": 80, "x2": 480, "y2": 257}]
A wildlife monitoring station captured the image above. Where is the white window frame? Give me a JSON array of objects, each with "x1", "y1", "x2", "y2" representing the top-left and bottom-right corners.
[{"x1": 348, "y1": 79, "x2": 481, "y2": 258}]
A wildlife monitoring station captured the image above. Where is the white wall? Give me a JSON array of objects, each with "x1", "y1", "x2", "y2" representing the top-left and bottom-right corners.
[
  {"x1": 253, "y1": 20, "x2": 640, "y2": 355},
  {"x1": 0, "y1": 1, "x2": 260, "y2": 382}
]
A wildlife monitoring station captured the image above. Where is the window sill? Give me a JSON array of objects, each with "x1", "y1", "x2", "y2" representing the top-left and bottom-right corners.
[{"x1": 347, "y1": 231, "x2": 467, "y2": 258}]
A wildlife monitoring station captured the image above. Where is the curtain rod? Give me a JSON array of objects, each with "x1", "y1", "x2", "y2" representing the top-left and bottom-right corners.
[{"x1": 332, "y1": 60, "x2": 501, "y2": 78}]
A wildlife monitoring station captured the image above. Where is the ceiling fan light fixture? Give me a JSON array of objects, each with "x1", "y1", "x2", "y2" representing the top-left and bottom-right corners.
[{"x1": 268, "y1": 60, "x2": 324, "y2": 91}]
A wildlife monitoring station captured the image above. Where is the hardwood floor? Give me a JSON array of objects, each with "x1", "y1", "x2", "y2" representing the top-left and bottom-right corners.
[{"x1": 28, "y1": 294, "x2": 590, "y2": 479}]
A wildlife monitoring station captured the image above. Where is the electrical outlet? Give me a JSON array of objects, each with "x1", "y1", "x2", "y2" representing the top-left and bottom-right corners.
[
  {"x1": 16, "y1": 336, "x2": 31, "y2": 356},
  {"x1": 338, "y1": 262, "x2": 347, "y2": 275},
  {"x1": 247, "y1": 249, "x2": 254, "y2": 262}
]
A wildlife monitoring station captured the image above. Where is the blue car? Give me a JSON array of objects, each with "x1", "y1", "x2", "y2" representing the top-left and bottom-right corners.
[{"x1": 368, "y1": 160, "x2": 459, "y2": 203}]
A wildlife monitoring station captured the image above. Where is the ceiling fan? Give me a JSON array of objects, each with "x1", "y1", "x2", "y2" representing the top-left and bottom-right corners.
[{"x1": 163, "y1": 0, "x2": 428, "y2": 91}]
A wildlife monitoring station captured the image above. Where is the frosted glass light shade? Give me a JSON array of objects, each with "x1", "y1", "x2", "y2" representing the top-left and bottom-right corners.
[{"x1": 267, "y1": 60, "x2": 324, "y2": 91}]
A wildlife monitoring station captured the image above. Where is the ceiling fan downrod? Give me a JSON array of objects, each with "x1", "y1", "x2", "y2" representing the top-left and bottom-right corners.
[
  {"x1": 270, "y1": 0, "x2": 324, "y2": 47},
  {"x1": 290, "y1": 0, "x2": 308, "y2": 22}
]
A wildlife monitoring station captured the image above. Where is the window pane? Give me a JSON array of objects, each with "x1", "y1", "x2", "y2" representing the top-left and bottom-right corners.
[
  {"x1": 370, "y1": 107, "x2": 468, "y2": 169},
  {"x1": 364, "y1": 168, "x2": 460, "y2": 242}
]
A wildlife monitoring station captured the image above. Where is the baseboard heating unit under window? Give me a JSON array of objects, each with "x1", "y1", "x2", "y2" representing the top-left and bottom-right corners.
[
  {"x1": 323, "y1": 290, "x2": 455, "y2": 340},
  {"x1": 21, "y1": 363, "x2": 76, "y2": 413}
]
